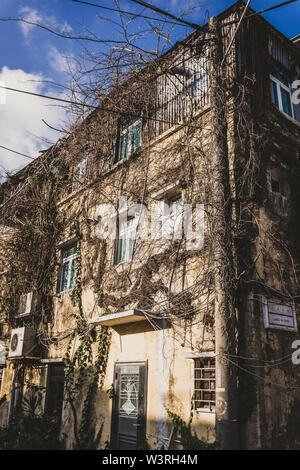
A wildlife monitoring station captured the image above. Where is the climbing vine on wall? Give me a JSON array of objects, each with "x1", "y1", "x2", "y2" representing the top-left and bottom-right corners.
[{"x1": 64, "y1": 239, "x2": 111, "y2": 449}]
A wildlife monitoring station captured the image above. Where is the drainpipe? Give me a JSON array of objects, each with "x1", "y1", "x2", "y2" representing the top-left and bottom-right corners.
[{"x1": 208, "y1": 16, "x2": 239, "y2": 449}]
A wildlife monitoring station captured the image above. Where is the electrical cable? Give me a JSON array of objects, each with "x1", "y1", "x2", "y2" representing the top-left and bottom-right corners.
[
  {"x1": 0, "y1": 145, "x2": 35, "y2": 161},
  {"x1": 0, "y1": 17, "x2": 126, "y2": 44},
  {"x1": 71, "y1": 0, "x2": 188, "y2": 26},
  {"x1": 128, "y1": 0, "x2": 202, "y2": 31}
]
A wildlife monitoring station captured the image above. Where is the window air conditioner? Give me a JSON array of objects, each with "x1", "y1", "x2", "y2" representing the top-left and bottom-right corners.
[
  {"x1": 8, "y1": 327, "x2": 36, "y2": 359},
  {"x1": 17, "y1": 292, "x2": 41, "y2": 317}
]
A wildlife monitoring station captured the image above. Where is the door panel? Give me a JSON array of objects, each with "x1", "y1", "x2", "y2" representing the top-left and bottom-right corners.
[{"x1": 111, "y1": 362, "x2": 147, "y2": 450}]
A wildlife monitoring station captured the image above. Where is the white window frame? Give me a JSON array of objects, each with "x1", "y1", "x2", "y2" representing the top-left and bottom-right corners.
[
  {"x1": 118, "y1": 117, "x2": 142, "y2": 162},
  {"x1": 0, "y1": 367, "x2": 3, "y2": 394},
  {"x1": 115, "y1": 216, "x2": 136, "y2": 264},
  {"x1": 270, "y1": 74, "x2": 295, "y2": 120},
  {"x1": 162, "y1": 195, "x2": 183, "y2": 240},
  {"x1": 72, "y1": 157, "x2": 87, "y2": 192},
  {"x1": 58, "y1": 244, "x2": 77, "y2": 293}
]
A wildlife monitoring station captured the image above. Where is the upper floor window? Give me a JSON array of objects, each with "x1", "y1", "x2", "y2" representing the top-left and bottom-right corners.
[
  {"x1": 117, "y1": 117, "x2": 142, "y2": 162},
  {"x1": 72, "y1": 157, "x2": 87, "y2": 192},
  {"x1": 267, "y1": 168, "x2": 290, "y2": 217},
  {"x1": 58, "y1": 244, "x2": 77, "y2": 292},
  {"x1": 115, "y1": 216, "x2": 135, "y2": 264},
  {"x1": 270, "y1": 66, "x2": 294, "y2": 119},
  {"x1": 162, "y1": 195, "x2": 183, "y2": 240}
]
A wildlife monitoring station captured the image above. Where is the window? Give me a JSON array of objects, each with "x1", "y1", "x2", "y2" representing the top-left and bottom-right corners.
[
  {"x1": 72, "y1": 157, "x2": 87, "y2": 192},
  {"x1": 0, "y1": 368, "x2": 3, "y2": 393},
  {"x1": 116, "y1": 216, "x2": 136, "y2": 264},
  {"x1": 267, "y1": 168, "x2": 290, "y2": 216},
  {"x1": 268, "y1": 170, "x2": 287, "y2": 197},
  {"x1": 194, "y1": 357, "x2": 215, "y2": 412},
  {"x1": 270, "y1": 74, "x2": 294, "y2": 119},
  {"x1": 118, "y1": 117, "x2": 142, "y2": 161},
  {"x1": 45, "y1": 364, "x2": 65, "y2": 420},
  {"x1": 162, "y1": 196, "x2": 183, "y2": 240},
  {"x1": 8, "y1": 377, "x2": 23, "y2": 421},
  {"x1": 0, "y1": 338, "x2": 5, "y2": 366},
  {"x1": 58, "y1": 244, "x2": 77, "y2": 292}
]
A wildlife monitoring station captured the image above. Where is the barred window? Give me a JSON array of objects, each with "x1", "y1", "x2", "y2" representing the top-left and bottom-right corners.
[{"x1": 194, "y1": 357, "x2": 215, "y2": 411}]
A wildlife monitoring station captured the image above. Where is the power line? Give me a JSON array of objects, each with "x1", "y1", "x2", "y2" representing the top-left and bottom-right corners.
[
  {"x1": 226, "y1": 356, "x2": 300, "y2": 390},
  {"x1": 0, "y1": 145, "x2": 35, "y2": 161},
  {"x1": 128, "y1": 0, "x2": 202, "y2": 31},
  {"x1": 0, "y1": 85, "x2": 97, "y2": 109},
  {"x1": 223, "y1": 0, "x2": 299, "y2": 26},
  {"x1": 0, "y1": 84, "x2": 194, "y2": 128},
  {"x1": 247, "y1": 0, "x2": 299, "y2": 17},
  {"x1": 71, "y1": 0, "x2": 187, "y2": 26},
  {"x1": 0, "y1": 17, "x2": 126, "y2": 44},
  {"x1": 73, "y1": 0, "x2": 299, "y2": 32}
]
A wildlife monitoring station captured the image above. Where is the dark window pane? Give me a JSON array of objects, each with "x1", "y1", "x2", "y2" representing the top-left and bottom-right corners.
[
  {"x1": 280, "y1": 87, "x2": 292, "y2": 117},
  {"x1": 70, "y1": 258, "x2": 76, "y2": 289},
  {"x1": 61, "y1": 261, "x2": 70, "y2": 291},
  {"x1": 46, "y1": 364, "x2": 65, "y2": 420},
  {"x1": 271, "y1": 80, "x2": 279, "y2": 108},
  {"x1": 271, "y1": 178, "x2": 280, "y2": 193}
]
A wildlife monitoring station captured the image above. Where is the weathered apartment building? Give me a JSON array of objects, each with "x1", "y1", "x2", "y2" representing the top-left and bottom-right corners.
[{"x1": 0, "y1": 1, "x2": 300, "y2": 450}]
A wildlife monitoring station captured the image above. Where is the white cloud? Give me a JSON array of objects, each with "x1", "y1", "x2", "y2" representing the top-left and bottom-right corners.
[
  {"x1": 19, "y1": 6, "x2": 73, "y2": 41},
  {"x1": 19, "y1": 6, "x2": 43, "y2": 38},
  {"x1": 48, "y1": 46, "x2": 71, "y2": 73},
  {"x1": 0, "y1": 66, "x2": 68, "y2": 180}
]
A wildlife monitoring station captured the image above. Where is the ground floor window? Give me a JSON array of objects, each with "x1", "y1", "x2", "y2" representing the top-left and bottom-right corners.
[
  {"x1": 45, "y1": 364, "x2": 65, "y2": 419},
  {"x1": 194, "y1": 357, "x2": 215, "y2": 411}
]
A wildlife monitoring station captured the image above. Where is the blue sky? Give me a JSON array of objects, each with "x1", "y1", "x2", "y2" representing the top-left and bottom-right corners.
[{"x1": 0, "y1": 0, "x2": 299, "y2": 179}]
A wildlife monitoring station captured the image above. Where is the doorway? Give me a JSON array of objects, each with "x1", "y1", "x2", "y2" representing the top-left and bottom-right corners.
[{"x1": 111, "y1": 362, "x2": 147, "y2": 450}]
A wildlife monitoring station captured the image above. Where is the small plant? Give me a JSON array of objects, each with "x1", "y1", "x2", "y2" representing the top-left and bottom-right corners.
[
  {"x1": 106, "y1": 383, "x2": 114, "y2": 399},
  {"x1": 167, "y1": 410, "x2": 218, "y2": 450}
]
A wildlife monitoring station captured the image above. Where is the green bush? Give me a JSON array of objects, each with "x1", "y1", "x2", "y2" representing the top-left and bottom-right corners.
[{"x1": 0, "y1": 408, "x2": 65, "y2": 450}]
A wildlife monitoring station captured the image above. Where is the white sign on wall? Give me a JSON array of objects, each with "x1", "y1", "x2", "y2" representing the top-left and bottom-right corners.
[{"x1": 262, "y1": 296, "x2": 297, "y2": 332}]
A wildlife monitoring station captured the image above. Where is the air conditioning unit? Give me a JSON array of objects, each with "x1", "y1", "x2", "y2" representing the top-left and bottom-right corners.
[
  {"x1": 17, "y1": 292, "x2": 41, "y2": 317},
  {"x1": 8, "y1": 327, "x2": 36, "y2": 359}
]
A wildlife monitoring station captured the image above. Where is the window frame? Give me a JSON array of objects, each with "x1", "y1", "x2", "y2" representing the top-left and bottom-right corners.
[
  {"x1": 193, "y1": 357, "x2": 216, "y2": 413},
  {"x1": 71, "y1": 157, "x2": 87, "y2": 193},
  {"x1": 162, "y1": 194, "x2": 183, "y2": 240},
  {"x1": 0, "y1": 367, "x2": 3, "y2": 394},
  {"x1": 117, "y1": 116, "x2": 142, "y2": 162},
  {"x1": 267, "y1": 169, "x2": 289, "y2": 216},
  {"x1": 57, "y1": 243, "x2": 77, "y2": 293},
  {"x1": 270, "y1": 74, "x2": 294, "y2": 120},
  {"x1": 44, "y1": 363, "x2": 65, "y2": 421},
  {"x1": 115, "y1": 215, "x2": 136, "y2": 265}
]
